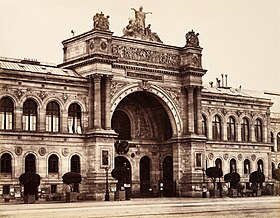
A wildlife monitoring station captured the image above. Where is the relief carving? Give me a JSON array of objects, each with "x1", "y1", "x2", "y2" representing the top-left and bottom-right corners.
[
  {"x1": 110, "y1": 81, "x2": 128, "y2": 99},
  {"x1": 112, "y1": 44, "x2": 180, "y2": 67},
  {"x1": 164, "y1": 87, "x2": 181, "y2": 113}
]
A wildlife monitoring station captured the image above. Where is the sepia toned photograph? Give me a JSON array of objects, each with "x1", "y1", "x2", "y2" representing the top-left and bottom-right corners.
[{"x1": 0, "y1": 0, "x2": 280, "y2": 217}]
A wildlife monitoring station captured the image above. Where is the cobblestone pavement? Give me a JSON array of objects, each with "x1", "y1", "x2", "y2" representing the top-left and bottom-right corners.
[{"x1": 1, "y1": 196, "x2": 280, "y2": 217}]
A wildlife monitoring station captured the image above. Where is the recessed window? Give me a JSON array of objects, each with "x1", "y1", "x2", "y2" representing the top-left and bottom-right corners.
[
  {"x1": 212, "y1": 115, "x2": 222, "y2": 140},
  {"x1": 0, "y1": 97, "x2": 14, "y2": 130},
  {"x1": 241, "y1": 118, "x2": 250, "y2": 142},
  {"x1": 46, "y1": 101, "x2": 60, "y2": 132},
  {"x1": 68, "y1": 103, "x2": 82, "y2": 134},
  {"x1": 227, "y1": 116, "x2": 236, "y2": 141},
  {"x1": 255, "y1": 119, "x2": 263, "y2": 142},
  {"x1": 23, "y1": 99, "x2": 37, "y2": 131},
  {"x1": 48, "y1": 154, "x2": 58, "y2": 173},
  {"x1": 0, "y1": 153, "x2": 12, "y2": 173}
]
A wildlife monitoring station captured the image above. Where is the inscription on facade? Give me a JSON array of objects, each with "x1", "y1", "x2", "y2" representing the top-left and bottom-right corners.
[{"x1": 126, "y1": 71, "x2": 163, "y2": 81}]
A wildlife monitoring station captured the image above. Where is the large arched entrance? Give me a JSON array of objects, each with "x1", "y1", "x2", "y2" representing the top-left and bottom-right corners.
[{"x1": 112, "y1": 90, "x2": 175, "y2": 197}]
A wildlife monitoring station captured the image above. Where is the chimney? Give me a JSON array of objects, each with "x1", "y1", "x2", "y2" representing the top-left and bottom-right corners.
[
  {"x1": 216, "y1": 78, "x2": 221, "y2": 88},
  {"x1": 221, "y1": 74, "x2": 224, "y2": 87},
  {"x1": 225, "y1": 74, "x2": 228, "y2": 87}
]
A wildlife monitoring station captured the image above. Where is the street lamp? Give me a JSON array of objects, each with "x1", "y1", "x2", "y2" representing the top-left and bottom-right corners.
[{"x1": 105, "y1": 167, "x2": 109, "y2": 201}]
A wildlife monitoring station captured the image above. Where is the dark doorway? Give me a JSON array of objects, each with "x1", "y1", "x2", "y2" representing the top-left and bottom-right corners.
[
  {"x1": 114, "y1": 156, "x2": 131, "y2": 185},
  {"x1": 162, "y1": 156, "x2": 175, "y2": 196},
  {"x1": 140, "y1": 156, "x2": 151, "y2": 195}
]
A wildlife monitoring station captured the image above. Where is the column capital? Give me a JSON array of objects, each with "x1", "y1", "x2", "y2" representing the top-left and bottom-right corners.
[
  {"x1": 93, "y1": 74, "x2": 102, "y2": 82},
  {"x1": 104, "y1": 75, "x2": 113, "y2": 83}
]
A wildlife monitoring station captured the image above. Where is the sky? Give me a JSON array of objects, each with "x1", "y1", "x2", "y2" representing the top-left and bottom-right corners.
[{"x1": 0, "y1": 0, "x2": 279, "y2": 92}]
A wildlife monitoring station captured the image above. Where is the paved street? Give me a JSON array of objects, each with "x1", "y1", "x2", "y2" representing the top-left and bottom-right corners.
[{"x1": 1, "y1": 196, "x2": 280, "y2": 218}]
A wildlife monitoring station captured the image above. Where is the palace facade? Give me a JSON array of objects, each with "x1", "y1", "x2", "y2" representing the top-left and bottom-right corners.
[{"x1": 1, "y1": 9, "x2": 280, "y2": 200}]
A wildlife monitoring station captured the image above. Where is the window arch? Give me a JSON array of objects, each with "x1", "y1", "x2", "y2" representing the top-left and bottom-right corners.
[
  {"x1": 68, "y1": 103, "x2": 82, "y2": 134},
  {"x1": 230, "y1": 159, "x2": 237, "y2": 173},
  {"x1": 46, "y1": 101, "x2": 60, "y2": 132},
  {"x1": 257, "y1": 159, "x2": 264, "y2": 173},
  {"x1": 0, "y1": 153, "x2": 12, "y2": 173},
  {"x1": 71, "y1": 155, "x2": 80, "y2": 173},
  {"x1": 0, "y1": 97, "x2": 14, "y2": 130},
  {"x1": 244, "y1": 159, "x2": 250, "y2": 174},
  {"x1": 212, "y1": 115, "x2": 222, "y2": 140},
  {"x1": 48, "y1": 154, "x2": 59, "y2": 173},
  {"x1": 23, "y1": 99, "x2": 37, "y2": 131},
  {"x1": 227, "y1": 116, "x2": 236, "y2": 141},
  {"x1": 254, "y1": 119, "x2": 263, "y2": 142},
  {"x1": 241, "y1": 118, "x2": 250, "y2": 142},
  {"x1": 25, "y1": 154, "x2": 36, "y2": 173},
  {"x1": 202, "y1": 114, "x2": 207, "y2": 137},
  {"x1": 215, "y1": 158, "x2": 222, "y2": 170}
]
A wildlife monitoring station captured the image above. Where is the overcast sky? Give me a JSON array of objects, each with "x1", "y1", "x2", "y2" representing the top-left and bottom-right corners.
[{"x1": 0, "y1": 0, "x2": 279, "y2": 92}]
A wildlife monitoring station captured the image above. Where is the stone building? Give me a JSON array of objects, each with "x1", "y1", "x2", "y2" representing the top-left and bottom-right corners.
[{"x1": 0, "y1": 8, "x2": 279, "y2": 200}]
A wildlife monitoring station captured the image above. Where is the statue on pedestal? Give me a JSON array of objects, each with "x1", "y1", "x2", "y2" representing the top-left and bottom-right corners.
[{"x1": 122, "y1": 6, "x2": 162, "y2": 43}]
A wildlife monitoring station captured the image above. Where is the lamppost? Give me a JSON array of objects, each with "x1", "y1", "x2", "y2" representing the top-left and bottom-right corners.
[
  {"x1": 202, "y1": 168, "x2": 207, "y2": 198},
  {"x1": 105, "y1": 167, "x2": 109, "y2": 201}
]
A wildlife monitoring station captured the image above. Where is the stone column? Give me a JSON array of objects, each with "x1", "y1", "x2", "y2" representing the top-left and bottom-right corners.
[
  {"x1": 93, "y1": 74, "x2": 102, "y2": 129},
  {"x1": 187, "y1": 86, "x2": 194, "y2": 134},
  {"x1": 88, "y1": 76, "x2": 94, "y2": 130},
  {"x1": 38, "y1": 108, "x2": 46, "y2": 131},
  {"x1": 104, "y1": 75, "x2": 113, "y2": 130},
  {"x1": 195, "y1": 87, "x2": 202, "y2": 135}
]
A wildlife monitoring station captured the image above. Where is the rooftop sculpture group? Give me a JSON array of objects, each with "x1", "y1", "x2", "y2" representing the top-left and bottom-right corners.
[
  {"x1": 123, "y1": 6, "x2": 162, "y2": 43},
  {"x1": 93, "y1": 12, "x2": 110, "y2": 31}
]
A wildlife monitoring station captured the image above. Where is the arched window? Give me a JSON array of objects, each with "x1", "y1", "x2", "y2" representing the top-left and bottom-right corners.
[
  {"x1": 215, "y1": 158, "x2": 222, "y2": 170},
  {"x1": 23, "y1": 99, "x2": 37, "y2": 131},
  {"x1": 202, "y1": 114, "x2": 207, "y2": 137},
  {"x1": 68, "y1": 103, "x2": 82, "y2": 134},
  {"x1": 25, "y1": 154, "x2": 36, "y2": 173},
  {"x1": 46, "y1": 102, "x2": 60, "y2": 132},
  {"x1": 241, "y1": 118, "x2": 250, "y2": 142},
  {"x1": 271, "y1": 132, "x2": 274, "y2": 144},
  {"x1": 227, "y1": 116, "x2": 236, "y2": 141},
  {"x1": 254, "y1": 119, "x2": 263, "y2": 142},
  {"x1": 277, "y1": 133, "x2": 280, "y2": 152},
  {"x1": 257, "y1": 159, "x2": 264, "y2": 173},
  {"x1": 244, "y1": 159, "x2": 250, "y2": 174},
  {"x1": 272, "y1": 162, "x2": 275, "y2": 179},
  {"x1": 71, "y1": 155, "x2": 80, "y2": 173},
  {"x1": 278, "y1": 163, "x2": 280, "y2": 169},
  {"x1": 212, "y1": 115, "x2": 222, "y2": 140},
  {"x1": 230, "y1": 159, "x2": 237, "y2": 173},
  {"x1": 48, "y1": 154, "x2": 58, "y2": 173},
  {"x1": 0, "y1": 153, "x2": 12, "y2": 173},
  {"x1": 0, "y1": 97, "x2": 14, "y2": 130}
]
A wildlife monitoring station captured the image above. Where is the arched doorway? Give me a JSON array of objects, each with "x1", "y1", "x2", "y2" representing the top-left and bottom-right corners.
[
  {"x1": 140, "y1": 156, "x2": 151, "y2": 195},
  {"x1": 112, "y1": 91, "x2": 175, "y2": 198},
  {"x1": 162, "y1": 156, "x2": 175, "y2": 197},
  {"x1": 114, "y1": 156, "x2": 131, "y2": 188}
]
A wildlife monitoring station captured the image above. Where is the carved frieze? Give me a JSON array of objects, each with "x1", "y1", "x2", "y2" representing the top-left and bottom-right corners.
[{"x1": 112, "y1": 44, "x2": 180, "y2": 67}]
